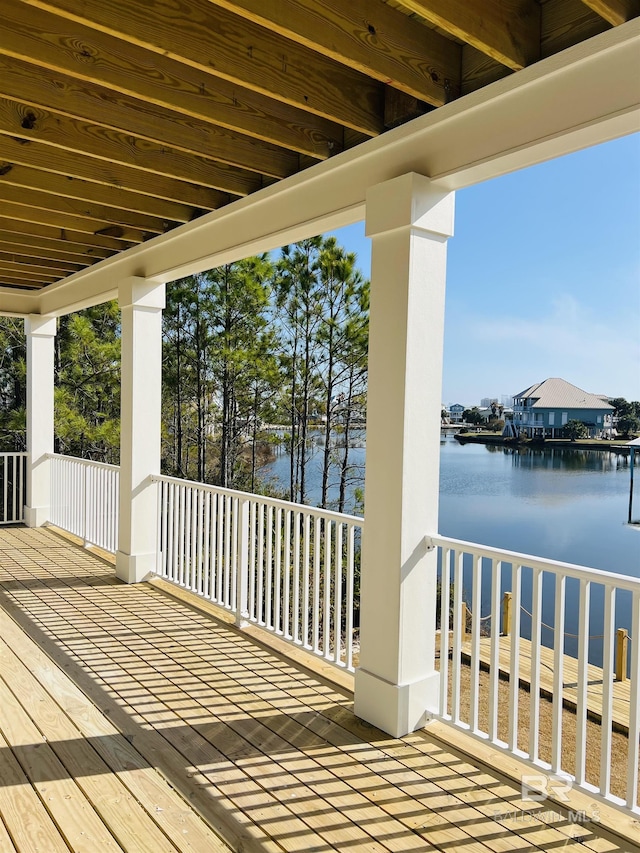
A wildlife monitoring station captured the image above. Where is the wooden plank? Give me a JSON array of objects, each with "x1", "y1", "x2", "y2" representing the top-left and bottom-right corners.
[
  {"x1": 0, "y1": 276, "x2": 54, "y2": 288},
  {"x1": 0, "y1": 263, "x2": 62, "y2": 281},
  {"x1": 0, "y1": 183, "x2": 175, "y2": 235},
  {"x1": 0, "y1": 243, "x2": 98, "y2": 267},
  {"x1": 0, "y1": 136, "x2": 230, "y2": 211},
  {"x1": 0, "y1": 728, "x2": 71, "y2": 853},
  {"x1": 0, "y1": 250, "x2": 84, "y2": 272},
  {"x1": 0, "y1": 163, "x2": 198, "y2": 224},
  {"x1": 0, "y1": 635, "x2": 226, "y2": 853},
  {"x1": 0, "y1": 217, "x2": 135, "y2": 252},
  {"x1": 0, "y1": 231, "x2": 110, "y2": 261},
  {"x1": 0, "y1": 201, "x2": 148, "y2": 243},
  {"x1": 206, "y1": 0, "x2": 461, "y2": 105},
  {"x1": 0, "y1": 0, "x2": 343, "y2": 158},
  {"x1": 0, "y1": 99, "x2": 259, "y2": 198},
  {"x1": 21, "y1": 0, "x2": 384, "y2": 134},
  {"x1": 0, "y1": 816, "x2": 17, "y2": 853},
  {"x1": 541, "y1": 0, "x2": 610, "y2": 58},
  {"x1": 0, "y1": 675, "x2": 123, "y2": 852},
  {"x1": 394, "y1": 0, "x2": 540, "y2": 70},
  {"x1": 0, "y1": 54, "x2": 298, "y2": 179},
  {"x1": 580, "y1": 0, "x2": 640, "y2": 26}
]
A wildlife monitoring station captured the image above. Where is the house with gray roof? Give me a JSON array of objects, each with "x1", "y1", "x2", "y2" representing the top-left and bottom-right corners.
[{"x1": 512, "y1": 378, "x2": 614, "y2": 438}]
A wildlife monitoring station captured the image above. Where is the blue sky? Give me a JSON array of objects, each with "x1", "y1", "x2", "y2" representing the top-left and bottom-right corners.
[{"x1": 329, "y1": 133, "x2": 640, "y2": 407}]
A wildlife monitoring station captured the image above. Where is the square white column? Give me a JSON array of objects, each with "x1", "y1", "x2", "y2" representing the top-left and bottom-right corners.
[
  {"x1": 116, "y1": 278, "x2": 165, "y2": 583},
  {"x1": 354, "y1": 173, "x2": 454, "y2": 737},
  {"x1": 24, "y1": 315, "x2": 57, "y2": 527}
]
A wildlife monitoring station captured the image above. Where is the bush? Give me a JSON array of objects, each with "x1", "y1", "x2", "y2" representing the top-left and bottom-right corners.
[{"x1": 562, "y1": 419, "x2": 588, "y2": 440}]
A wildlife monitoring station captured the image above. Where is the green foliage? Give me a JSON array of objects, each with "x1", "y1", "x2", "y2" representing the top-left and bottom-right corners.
[
  {"x1": 0, "y1": 318, "x2": 26, "y2": 450},
  {"x1": 617, "y1": 413, "x2": 640, "y2": 438},
  {"x1": 562, "y1": 419, "x2": 588, "y2": 440},
  {"x1": 55, "y1": 303, "x2": 120, "y2": 462},
  {"x1": 463, "y1": 407, "x2": 484, "y2": 425}
]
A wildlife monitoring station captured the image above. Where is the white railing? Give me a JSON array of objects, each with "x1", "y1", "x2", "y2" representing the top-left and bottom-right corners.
[
  {"x1": 153, "y1": 474, "x2": 362, "y2": 671},
  {"x1": 0, "y1": 452, "x2": 27, "y2": 524},
  {"x1": 431, "y1": 533, "x2": 640, "y2": 814},
  {"x1": 49, "y1": 454, "x2": 120, "y2": 553}
]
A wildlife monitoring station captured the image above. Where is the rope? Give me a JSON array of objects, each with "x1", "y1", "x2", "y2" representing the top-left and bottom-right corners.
[
  {"x1": 518, "y1": 604, "x2": 605, "y2": 639},
  {"x1": 462, "y1": 603, "x2": 631, "y2": 642}
]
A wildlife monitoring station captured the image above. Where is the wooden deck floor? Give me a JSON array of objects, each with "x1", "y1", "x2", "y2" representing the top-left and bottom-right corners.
[{"x1": 0, "y1": 527, "x2": 634, "y2": 853}]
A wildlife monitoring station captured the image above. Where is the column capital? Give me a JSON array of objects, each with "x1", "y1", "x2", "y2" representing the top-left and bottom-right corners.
[
  {"x1": 365, "y1": 173, "x2": 455, "y2": 239},
  {"x1": 25, "y1": 315, "x2": 57, "y2": 338},
  {"x1": 118, "y1": 277, "x2": 166, "y2": 311}
]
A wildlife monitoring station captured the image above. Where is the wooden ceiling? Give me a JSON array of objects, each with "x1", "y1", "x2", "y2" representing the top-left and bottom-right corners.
[{"x1": 0, "y1": 0, "x2": 637, "y2": 292}]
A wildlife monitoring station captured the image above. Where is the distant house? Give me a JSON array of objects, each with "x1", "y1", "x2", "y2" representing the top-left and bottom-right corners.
[
  {"x1": 448, "y1": 404, "x2": 466, "y2": 423},
  {"x1": 512, "y1": 378, "x2": 614, "y2": 438}
]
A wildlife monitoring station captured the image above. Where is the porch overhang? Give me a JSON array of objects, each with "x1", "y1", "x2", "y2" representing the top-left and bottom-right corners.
[{"x1": 0, "y1": 17, "x2": 638, "y2": 319}]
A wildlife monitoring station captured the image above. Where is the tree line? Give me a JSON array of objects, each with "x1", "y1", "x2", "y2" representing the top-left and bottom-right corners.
[{"x1": 0, "y1": 236, "x2": 370, "y2": 513}]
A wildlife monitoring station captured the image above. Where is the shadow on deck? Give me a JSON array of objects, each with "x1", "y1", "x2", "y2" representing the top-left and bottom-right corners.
[{"x1": 0, "y1": 527, "x2": 632, "y2": 853}]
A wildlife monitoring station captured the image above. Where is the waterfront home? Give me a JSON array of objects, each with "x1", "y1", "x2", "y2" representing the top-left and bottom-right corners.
[
  {"x1": 448, "y1": 403, "x2": 466, "y2": 423},
  {"x1": 513, "y1": 377, "x2": 615, "y2": 438},
  {"x1": 0, "y1": 2, "x2": 639, "y2": 850}
]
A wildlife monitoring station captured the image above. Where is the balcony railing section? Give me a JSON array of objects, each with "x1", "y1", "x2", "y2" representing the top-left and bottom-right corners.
[
  {"x1": 431, "y1": 534, "x2": 640, "y2": 813},
  {"x1": 153, "y1": 474, "x2": 362, "y2": 672},
  {"x1": 49, "y1": 454, "x2": 119, "y2": 553},
  {"x1": 0, "y1": 452, "x2": 27, "y2": 525}
]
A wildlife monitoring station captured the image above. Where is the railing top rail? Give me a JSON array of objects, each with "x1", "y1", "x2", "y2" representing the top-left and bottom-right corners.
[
  {"x1": 48, "y1": 453, "x2": 120, "y2": 473},
  {"x1": 429, "y1": 533, "x2": 640, "y2": 594},
  {"x1": 0, "y1": 451, "x2": 27, "y2": 457},
  {"x1": 151, "y1": 473, "x2": 364, "y2": 526}
]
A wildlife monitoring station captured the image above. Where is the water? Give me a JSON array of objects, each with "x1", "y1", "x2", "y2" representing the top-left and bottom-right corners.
[{"x1": 262, "y1": 432, "x2": 640, "y2": 663}]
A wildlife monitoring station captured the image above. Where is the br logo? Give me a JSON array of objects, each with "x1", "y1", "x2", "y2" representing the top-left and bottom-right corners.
[{"x1": 521, "y1": 774, "x2": 573, "y2": 802}]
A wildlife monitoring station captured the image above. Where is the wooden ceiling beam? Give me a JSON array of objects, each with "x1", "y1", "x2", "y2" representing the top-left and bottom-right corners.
[
  {"x1": 0, "y1": 263, "x2": 60, "y2": 282},
  {"x1": 0, "y1": 136, "x2": 230, "y2": 211},
  {"x1": 394, "y1": 0, "x2": 540, "y2": 70},
  {"x1": 0, "y1": 162, "x2": 195, "y2": 224},
  {"x1": 0, "y1": 184, "x2": 177, "y2": 235},
  {"x1": 204, "y1": 0, "x2": 460, "y2": 104},
  {"x1": 0, "y1": 278, "x2": 51, "y2": 290},
  {"x1": 0, "y1": 218, "x2": 131, "y2": 252},
  {"x1": 0, "y1": 241, "x2": 100, "y2": 270},
  {"x1": 1, "y1": 2, "x2": 343, "y2": 159},
  {"x1": 0, "y1": 54, "x2": 299, "y2": 180},
  {"x1": 0, "y1": 255, "x2": 83, "y2": 275},
  {"x1": 22, "y1": 0, "x2": 384, "y2": 134},
  {"x1": 0, "y1": 250, "x2": 84, "y2": 272},
  {"x1": 0, "y1": 203, "x2": 148, "y2": 243},
  {"x1": 579, "y1": 0, "x2": 640, "y2": 26},
  {"x1": 0, "y1": 99, "x2": 261, "y2": 198}
]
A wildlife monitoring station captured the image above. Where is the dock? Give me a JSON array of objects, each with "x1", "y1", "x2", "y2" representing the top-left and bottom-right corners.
[{"x1": 460, "y1": 635, "x2": 632, "y2": 733}]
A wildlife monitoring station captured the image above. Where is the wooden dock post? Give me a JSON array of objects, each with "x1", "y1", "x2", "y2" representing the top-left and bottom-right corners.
[
  {"x1": 615, "y1": 627, "x2": 628, "y2": 682},
  {"x1": 502, "y1": 591, "x2": 512, "y2": 636}
]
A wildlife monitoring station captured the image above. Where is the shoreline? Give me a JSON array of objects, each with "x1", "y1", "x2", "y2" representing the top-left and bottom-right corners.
[{"x1": 453, "y1": 432, "x2": 633, "y2": 452}]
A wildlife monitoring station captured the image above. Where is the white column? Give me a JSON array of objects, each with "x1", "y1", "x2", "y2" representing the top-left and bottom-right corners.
[
  {"x1": 354, "y1": 173, "x2": 454, "y2": 738},
  {"x1": 24, "y1": 315, "x2": 57, "y2": 527},
  {"x1": 116, "y1": 277, "x2": 165, "y2": 583}
]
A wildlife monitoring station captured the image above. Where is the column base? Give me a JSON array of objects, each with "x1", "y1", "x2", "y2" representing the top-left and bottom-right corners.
[
  {"x1": 354, "y1": 668, "x2": 440, "y2": 738},
  {"x1": 115, "y1": 551, "x2": 156, "y2": 584},
  {"x1": 24, "y1": 505, "x2": 50, "y2": 528}
]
